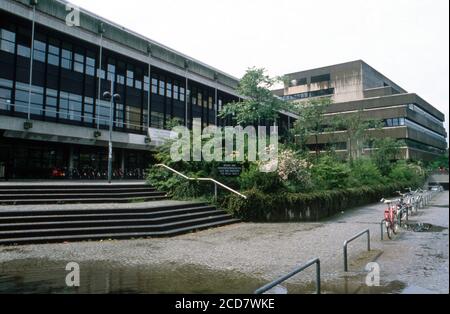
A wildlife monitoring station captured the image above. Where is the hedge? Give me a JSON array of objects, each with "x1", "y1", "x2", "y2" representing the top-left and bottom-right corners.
[{"x1": 222, "y1": 183, "x2": 414, "y2": 222}]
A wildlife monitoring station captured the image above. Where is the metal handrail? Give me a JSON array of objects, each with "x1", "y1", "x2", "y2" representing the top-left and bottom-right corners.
[
  {"x1": 343, "y1": 229, "x2": 371, "y2": 272},
  {"x1": 255, "y1": 258, "x2": 321, "y2": 295},
  {"x1": 155, "y1": 164, "x2": 247, "y2": 200}
]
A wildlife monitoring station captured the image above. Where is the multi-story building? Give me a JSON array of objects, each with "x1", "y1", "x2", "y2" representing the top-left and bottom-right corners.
[
  {"x1": 273, "y1": 60, "x2": 448, "y2": 161},
  {"x1": 0, "y1": 0, "x2": 242, "y2": 179}
]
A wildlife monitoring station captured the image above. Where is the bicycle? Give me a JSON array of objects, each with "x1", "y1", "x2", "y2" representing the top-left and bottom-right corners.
[{"x1": 381, "y1": 198, "x2": 399, "y2": 239}]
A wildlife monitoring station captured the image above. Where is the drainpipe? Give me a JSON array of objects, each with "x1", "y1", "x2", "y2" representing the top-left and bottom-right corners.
[
  {"x1": 147, "y1": 44, "x2": 152, "y2": 129},
  {"x1": 184, "y1": 60, "x2": 189, "y2": 127},
  {"x1": 97, "y1": 23, "x2": 105, "y2": 130},
  {"x1": 214, "y1": 72, "x2": 218, "y2": 126},
  {"x1": 27, "y1": 0, "x2": 38, "y2": 121}
]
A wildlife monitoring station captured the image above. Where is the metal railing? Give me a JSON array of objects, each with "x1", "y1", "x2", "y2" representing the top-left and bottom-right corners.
[
  {"x1": 343, "y1": 229, "x2": 371, "y2": 272},
  {"x1": 254, "y1": 258, "x2": 321, "y2": 295},
  {"x1": 155, "y1": 164, "x2": 247, "y2": 200}
]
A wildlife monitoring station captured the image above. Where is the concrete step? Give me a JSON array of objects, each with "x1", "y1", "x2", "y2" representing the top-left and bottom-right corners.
[
  {"x1": 0, "y1": 195, "x2": 168, "y2": 205},
  {"x1": 0, "y1": 187, "x2": 157, "y2": 194},
  {"x1": 0, "y1": 205, "x2": 215, "y2": 223},
  {"x1": 0, "y1": 209, "x2": 224, "y2": 231},
  {"x1": 0, "y1": 214, "x2": 234, "y2": 239},
  {"x1": 0, "y1": 191, "x2": 164, "y2": 200},
  {"x1": 0, "y1": 218, "x2": 240, "y2": 246}
]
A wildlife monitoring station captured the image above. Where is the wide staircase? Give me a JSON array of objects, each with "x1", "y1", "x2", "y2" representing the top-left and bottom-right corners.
[{"x1": 0, "y1": 183, "x2": 239, "y2": 245}]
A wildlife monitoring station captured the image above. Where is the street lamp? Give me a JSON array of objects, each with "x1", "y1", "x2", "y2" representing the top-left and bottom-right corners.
[{"x1": 102, "y1": 81, "x2": 121, "y2": 183}]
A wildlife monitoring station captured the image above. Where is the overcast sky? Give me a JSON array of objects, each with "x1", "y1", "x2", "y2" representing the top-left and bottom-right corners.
[{"x1": 70, "y1": 0, "x2": 449, "y2": 138}]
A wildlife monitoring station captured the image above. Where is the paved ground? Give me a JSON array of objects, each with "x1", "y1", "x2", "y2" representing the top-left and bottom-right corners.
[{"x1": 0, "y1": 191, "x2": 448, "y2": 294}]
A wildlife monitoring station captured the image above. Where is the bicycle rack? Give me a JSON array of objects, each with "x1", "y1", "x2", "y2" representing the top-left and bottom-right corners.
[
  {"x1": 343, "y1": 229, "x2": 371, "y2": 272},
  {"x1": 380, "y1": 219, "x2": 386, "y2": 241},
  {"x1": 254, "y1": 258, "x2": 321, "y2": 295}
]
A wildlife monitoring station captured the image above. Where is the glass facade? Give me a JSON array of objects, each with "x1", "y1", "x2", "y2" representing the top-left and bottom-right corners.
[{"x1": 0, "y1": 12, "x2": 238, "y2": 136}]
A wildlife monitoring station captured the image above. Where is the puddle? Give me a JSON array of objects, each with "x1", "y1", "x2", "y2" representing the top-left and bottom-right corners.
[
  {"x1": 404, "y1": 223, "x2": 448, "y2": 233},
  {"x1": 0, "y1": 259, "x2": 267, "y2": 294},
  {"x1": 0, "y1": 258, "x2": 409, "y2": 294}
]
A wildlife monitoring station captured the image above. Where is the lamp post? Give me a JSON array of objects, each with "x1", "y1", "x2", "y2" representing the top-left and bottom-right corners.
[{"x1": 102, "y1": 80, "x2": 121, "y2": 183}]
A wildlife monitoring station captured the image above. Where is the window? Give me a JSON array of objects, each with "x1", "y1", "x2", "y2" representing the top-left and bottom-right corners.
[
  {"x1": 311, "y1": 74, "x2": 331, "y2": 83},
  {"x1": 0, "y1": 28, "x2": 15, "y2": 54},
  {"x1": 159, "y1": 78, "x2": 165, "y2": 96},
  {"x1": 0, "y1": 80, "x2": 12, "y2": 110},
  {"x1": 135, "y1": 68, "x2": 143, "y2": 90},
  {"x1": 61, "y1": 44, "x2": 73, "y2": 70},
  {"x1": 74, "y1": 52, "x2": 84, "y2": 73},
  {"x1": 126, "y1": 68, "x2": 134, "y2": 87},
  {"x1": 179, "y1": 87, "x2": 185, "y2": 102},
  {"x1": 117, "y1": 62, "x2": 126, "y2": 85},
  {"x1": 151, "y1": 77, "x2": 158, "y2": 94},
  {"x1": 166, "y1": 82, "x2": 172, "y2": 98},
  {"x1": 47, "y1": 39, "x2": 60, "y2": 66},
  {"x1": 143, "y1": 75, "x2": 150, "y2": 92},
  {"x1": 45, "y1": 88, "x2": 58, "y2": 118},
  {"x1": 33, "y1": 39, "x2": 46, "y2": 62},
  {"x1": 107, "y1": 62, "x2": 116, "y2": 82},
  {"x1": 85, "y1": 51, "x2": 95, "y2": 76},
  {"x1": 173, "y1": 84, "x2": 179, "y2": 100},
  {"x1": 84, "y1": 97, "x2": 94, "y2": 123}
]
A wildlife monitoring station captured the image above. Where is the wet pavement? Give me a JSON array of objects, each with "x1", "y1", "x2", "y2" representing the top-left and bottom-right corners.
[{"x1": 0, "y1": 191, "x2": 448, "y2": 294}]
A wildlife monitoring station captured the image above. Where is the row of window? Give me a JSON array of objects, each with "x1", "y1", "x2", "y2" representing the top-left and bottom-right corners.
[{"x1": 282, "y1": 88, "x2": 335, "y2": 101}]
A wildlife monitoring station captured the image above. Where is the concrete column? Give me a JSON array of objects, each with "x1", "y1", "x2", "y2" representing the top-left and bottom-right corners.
[
  {"x1": 69, "y1": 146, "x2": 74, "y2": 171},
  {"x1": 121, "y1": 149, "x2": 125, "y2": 173}
]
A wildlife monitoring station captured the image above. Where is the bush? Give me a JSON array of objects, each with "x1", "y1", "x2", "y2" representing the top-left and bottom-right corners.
[
  {"x1": 311, "y1": 155, "x2": 351, "y2": 190},
  {"x1": 389, "y1": 160, "x2": 425, "y2": 187},
  {"x1": 349, "y1": 158, "x2": 385, "y2": 186},
  {"x1": 239, "y1": 164, "x2": 283, "y2": 193},
  {"x1": 223, "y1": 182, "x2": 414, "y2": 222}
]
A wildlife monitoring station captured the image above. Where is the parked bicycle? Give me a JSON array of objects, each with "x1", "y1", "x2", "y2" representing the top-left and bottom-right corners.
[{"x1": 381, "y1": 198, "x2": 399, "y2": 239}]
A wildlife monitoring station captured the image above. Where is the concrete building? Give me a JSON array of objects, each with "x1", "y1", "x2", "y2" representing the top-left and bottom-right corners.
[
  {"x1": 273, "y1": 60, "x2": 448, "y2": 161},
  {"x1": 0, "y1": 0, "x2": 242, "y2": 179}
]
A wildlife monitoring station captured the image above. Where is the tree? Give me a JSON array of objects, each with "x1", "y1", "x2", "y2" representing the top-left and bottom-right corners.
[
  {"x1": 219, "y1": 67, "x2": 293, "y2": 126},
  {"x1": 371, "y1": 137, "x2": 402, "y2": 176},
  {"x1": 291, "y1": 97, "x2": 332, "y2": 158},
  {"x1": 331, "y1": 110, "x2": 382, "y2": 162}
]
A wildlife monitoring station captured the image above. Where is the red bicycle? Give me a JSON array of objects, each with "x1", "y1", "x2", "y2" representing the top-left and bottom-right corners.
[{"x1": 381, "y1": 198, "x2": 399, "y2": 239}]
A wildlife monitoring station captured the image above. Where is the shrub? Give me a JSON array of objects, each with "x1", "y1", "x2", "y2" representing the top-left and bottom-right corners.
[
  {"x1": 389, "y1": 160, "x2": 425, "y2": 187},
  {"x1": 311, "y1": 155, "x2": 351, "y2": 190},
  {"x1": 223, "y1": 182, "x2": 413, "y2": 222},
  {"x1": 349, "y1": 158, "x2": 385, "y2": 186}
]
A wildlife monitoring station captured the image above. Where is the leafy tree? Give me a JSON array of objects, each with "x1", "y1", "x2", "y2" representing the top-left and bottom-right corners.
[
  {"x1": 331, "y1": 110, "x2": 382, "y2": 162},
  {"x1": 429, "y1": 151, "x2": 449, "y2": 171},
  {"x1": 311, "y1": 155, "x2": 351, "y2": 190},
  {"x1": 291, "y1": 97, "x2": 333, "y2": 157},
  {"x1": 219, "y1": 67, "x2": 293, "y2": 126},
  {"x1": 371, "y1": 137, "x2": 402, "y2": 176},
  {"x1": 349, "y1": 158, "x2": 385, "y2": 186}
]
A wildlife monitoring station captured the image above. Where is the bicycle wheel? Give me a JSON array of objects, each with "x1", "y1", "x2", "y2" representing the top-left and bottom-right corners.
[
  {"x1": 386, "y1": 221, "x2": 393, "y2": 239},
  {"x1": 392, "y1": 218, "x2": 399, "y2": 235}
]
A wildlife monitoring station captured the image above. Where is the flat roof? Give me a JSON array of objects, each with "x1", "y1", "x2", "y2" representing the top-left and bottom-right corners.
[{"x1": 8, "y1": 0, "x2": 240, "y2": 89}]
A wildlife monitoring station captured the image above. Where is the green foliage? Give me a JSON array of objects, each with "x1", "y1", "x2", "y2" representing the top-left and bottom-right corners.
[
  {"x1": 219, "y1": 67, "x2": 293, "y2": 125},
  {"x1": 223, "y1": 183, "x2": 412, "y2": 222},
  {"x1": 291, "y1": 97, "x2": 332, "y2": 154},
  {"x1": 238, "y1": 164, "x2": 283, "y2": 193},
  {"x1": 429, "y1": 152, "x2": 449, "y2": 171},
  {"x1": 311, "y1": 155, "x2": 351, "y2": 190},
  {"x1": 389, "y1": 160, "x2": 426, "y2": 187},
  {"x1": 371, "y1": 138, "x2": 402, "y2": 175},
  {"x1": 349, "y1": 158, "x2": 385, "y2": 186}
]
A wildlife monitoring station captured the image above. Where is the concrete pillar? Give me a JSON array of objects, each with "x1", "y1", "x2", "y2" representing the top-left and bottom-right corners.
[
  {"x1": 121, "y1": 149, "x2": 125, "y2": 173},
  {"x1": 69, "y1": 146, "x2": 74, "y2": 172}
]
